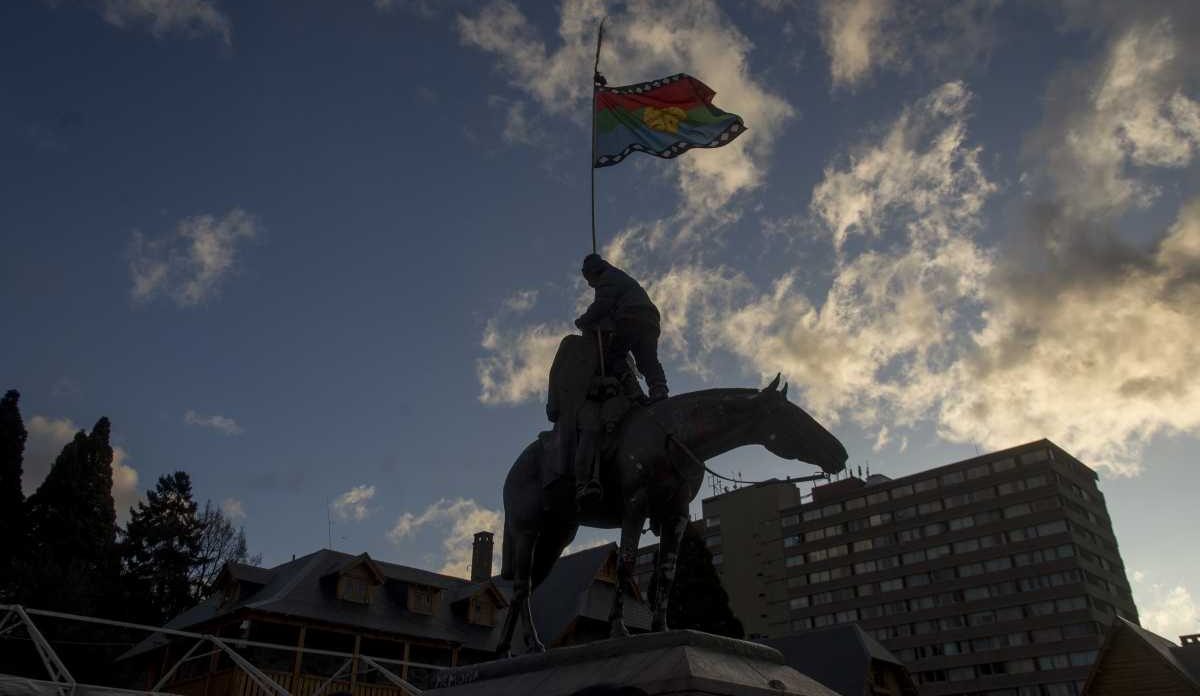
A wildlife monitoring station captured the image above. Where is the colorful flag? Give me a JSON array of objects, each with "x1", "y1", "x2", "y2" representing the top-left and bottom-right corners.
[{"x1": 593, "y1": 73, "x2": 746, "y2": 168}]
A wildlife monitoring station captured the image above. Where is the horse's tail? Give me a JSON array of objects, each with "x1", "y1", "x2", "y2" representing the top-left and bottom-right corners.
[{"x1": 500, "y1": 520, "x2": 515, "y2": 580}]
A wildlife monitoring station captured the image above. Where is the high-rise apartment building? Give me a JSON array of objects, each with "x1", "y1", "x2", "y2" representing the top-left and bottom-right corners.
[
  {"x1": 699, "y1": 479, "x2": 805, "y2": 639},
  {"x1": 773, "y1": 440, "x2": 1137, "y2": 696}
]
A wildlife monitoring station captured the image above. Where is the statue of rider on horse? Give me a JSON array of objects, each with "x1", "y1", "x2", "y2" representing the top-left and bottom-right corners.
[{"x1": 495, "y1": 254, "x2": 848, "y2": 656}]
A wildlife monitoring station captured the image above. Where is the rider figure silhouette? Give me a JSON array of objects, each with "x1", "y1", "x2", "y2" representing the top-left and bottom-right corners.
[{"x1": 573, "y1": 254, "x2": 668, "y2": 505}]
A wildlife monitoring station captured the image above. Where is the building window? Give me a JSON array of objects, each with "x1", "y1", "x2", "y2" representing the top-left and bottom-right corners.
[
  {"x1": 919, "y1": 500, "x2": 945, "y2": 515},
  {"x1": 706, "y1": 535, "x2": 722, "y2": 547},
  {"x1": 706, "y1": 516, "x2": 721, "y2": 528},
  {"x1": 942, "y1": 471, "x2": 965, "y2": 486},
  {"x1": 789, "y1": 596, "x2": 809, "y2": 609},
  {"x1": 339, "y1": 576, "x2": 371, "y2": 604},
  {"x1": 953, "y1": 539, "x2": 980, "y2": 554},
  {"x1": 867, "y1": 492, "x2": 889, "y2": 505},
  {"x1": 409, "y1": 585, "x2": 437, "y2": 614},
  {"x1": 892, "y1": 484, "x2": 913, "y2": 498},
  {"x1": 914, "y1": 478, "x2": 938, "y2": 493},
  {"x1": 711, "y1": 553, "x2": 723, "y2": 565},
  {"x1": 781, "y1": 514, "x2": 799, "y2": 527},
  {"x1": 846, "y1": 497, "x2": 866, "y2": 510},
  {"x1": 967, "y1": 464, "x2": 990, "y2": 479},
  {"x1": 880, "y1": 578, "x2": 903, "y2": 592},
  {"x1": 992, "y1": 457, "x2": 1016, "y2": 472},
  {"x1": 471, "y1": 596, "x2": 496, "y2": 626},
  {"x1": 821, "y1": 503, "x2": 844, "y2": 518}
]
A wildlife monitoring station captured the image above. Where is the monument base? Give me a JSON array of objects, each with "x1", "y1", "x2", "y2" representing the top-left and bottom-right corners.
[{"x1": 425, "y1": 630, "x2": 840, "y2": 696}]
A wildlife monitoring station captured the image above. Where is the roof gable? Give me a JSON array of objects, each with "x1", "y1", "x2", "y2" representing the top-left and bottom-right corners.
[{"x1": 1083, "y1": 618, "x2": 1200, "y2": 695}]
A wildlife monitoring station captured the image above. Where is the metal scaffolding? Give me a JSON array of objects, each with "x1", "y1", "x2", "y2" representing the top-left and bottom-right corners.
[{"x1": 0, "y1": 604, "x2": 430, "y2": 696}]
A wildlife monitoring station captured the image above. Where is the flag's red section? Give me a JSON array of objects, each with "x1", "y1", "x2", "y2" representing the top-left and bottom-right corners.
[{"x1": 595, "y1": 76, "x2": 716, "y2": 113}]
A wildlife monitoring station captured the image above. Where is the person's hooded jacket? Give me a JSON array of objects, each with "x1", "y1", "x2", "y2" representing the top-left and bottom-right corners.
[{"x1": 575, "y1": 255, "x2": 660, "y2": 330}]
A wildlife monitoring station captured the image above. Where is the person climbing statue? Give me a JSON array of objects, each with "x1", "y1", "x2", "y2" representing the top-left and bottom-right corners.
[{"x1": 575, "y1": 253, "x2": 668, "y2": 404}]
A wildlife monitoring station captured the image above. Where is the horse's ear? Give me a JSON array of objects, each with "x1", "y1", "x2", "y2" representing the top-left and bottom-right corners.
[
  {"x1": 781, "y1": 382, "x2": 788, "y2": 398},
  {"x1": 764, "y1": 373, "x2": 781, "y2": 392}
]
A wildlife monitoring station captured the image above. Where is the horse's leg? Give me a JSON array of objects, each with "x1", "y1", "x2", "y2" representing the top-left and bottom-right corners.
[
  {"x1": 608, "y1": 503, "x2": 645, "y2": 639},
  {"x1": 651, "y1": 514, "x2": 687, "y2": 632},
  {"x1": 496, "y1": 529, "x2": 536, "y2": 657}
]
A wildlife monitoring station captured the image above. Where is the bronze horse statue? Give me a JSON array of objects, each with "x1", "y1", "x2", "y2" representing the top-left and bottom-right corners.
[{"x1": 495, "y1": 374, "x2": 847, "y2": 655}]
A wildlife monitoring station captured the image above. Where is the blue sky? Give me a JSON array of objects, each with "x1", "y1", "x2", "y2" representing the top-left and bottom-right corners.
[{"x1": 2, "y1": 0, "x2": 1198, "y2": 639}]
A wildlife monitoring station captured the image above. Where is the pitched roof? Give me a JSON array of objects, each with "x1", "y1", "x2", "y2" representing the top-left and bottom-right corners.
[
  {"x1": 494, "y1": 543, "x2": 649, "y2": 646},
  {"x1": 763, "y1": 624, "x2": 918, "y2": 696},
  {"x1": 1082, "y1": 618, "x2": 1200, "y2": 695},
  {"x1": 123, "y1": 544, "x2": 648, "y2": 660}
]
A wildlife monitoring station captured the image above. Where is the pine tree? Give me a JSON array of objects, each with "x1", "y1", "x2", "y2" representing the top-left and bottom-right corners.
[
  {"x1": 24, "y1": 417, "x2": 120, "y2": 614},
  {"x1": 122, "y1": 472, "x2": 203, "y2": 624},
  {"x1": 0, "y1": 389, "x2": 28, "y2": 598},
  {"x1": 649, "y1": 523, "x2": 744, "y2": 639}
]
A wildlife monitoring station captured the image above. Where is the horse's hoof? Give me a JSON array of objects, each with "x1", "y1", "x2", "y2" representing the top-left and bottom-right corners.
[
  {"x1": 610, "y1": 622, "x2": 630, "y2": 639},
  {"x1": 530, "y1": 641, "x2": 546, "y2": 653}
]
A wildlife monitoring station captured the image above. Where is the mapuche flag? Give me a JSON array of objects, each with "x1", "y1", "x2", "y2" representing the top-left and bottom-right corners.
[{"x1": 594, "y1": 73, "x2": 746, "y2": 168}]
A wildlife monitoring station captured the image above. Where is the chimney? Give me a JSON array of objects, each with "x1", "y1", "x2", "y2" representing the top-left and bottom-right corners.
[{"x1": 471, "y1": 531, "x2": 494, "y2": 582}]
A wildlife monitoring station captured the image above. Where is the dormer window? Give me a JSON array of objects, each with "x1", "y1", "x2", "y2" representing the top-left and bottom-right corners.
[
  {"x1": 326, "y1": 553, "x2": 385, "y2": 605},
  {"x1": 339, "y1": 575, "x2": 371, "y2": 604},
  {"x1": 409, "y1": 585, "x2": 438, "y2": 614},
  {"x1": 470, "y1": 595, "x2": 496, "y2": 626}
]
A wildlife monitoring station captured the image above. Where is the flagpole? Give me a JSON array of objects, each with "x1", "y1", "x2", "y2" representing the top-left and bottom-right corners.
[
  {"x1": 590, "y1": 17, "x2": 605, "y2": 255},
  {"x1": 591, "y1": 17, "x2": 606, "y2": 376}
]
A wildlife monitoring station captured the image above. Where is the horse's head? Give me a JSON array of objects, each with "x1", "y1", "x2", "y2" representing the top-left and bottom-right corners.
[{"x1": 749, "y1": 374, "x2": 848, "y2": 475}]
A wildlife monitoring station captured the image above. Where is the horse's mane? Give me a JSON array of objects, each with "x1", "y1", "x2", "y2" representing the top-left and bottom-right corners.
[{"x1": 649, "y1": 387, "x2": 758, "y2": 415}]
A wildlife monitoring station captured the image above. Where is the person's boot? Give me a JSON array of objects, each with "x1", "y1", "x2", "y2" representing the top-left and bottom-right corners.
[{"x1": 647, "y1": 382, "x2": 669, "y2": 404}]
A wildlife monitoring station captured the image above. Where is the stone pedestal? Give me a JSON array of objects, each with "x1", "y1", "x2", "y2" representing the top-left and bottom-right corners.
[{"x1": 425, "y1": 630, "x2": 841, "y2": 696}]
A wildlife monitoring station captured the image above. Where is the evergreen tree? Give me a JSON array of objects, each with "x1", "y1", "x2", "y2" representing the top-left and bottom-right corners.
[
  {"x1": 24, "y1": 417, "x2": 119, "y2": 614},
  {"x1": 649, "y1": 523, "x2": 744, "y2": 639},
  {"x1": 122, "y1": 472, "x2": 202, "y2": 624},
  {"x1": 190, "y1": 501, "x2": 260, "y2": 601},
  {"x1": 0, "y1": 389, "x2": 28, "y2": 598}
]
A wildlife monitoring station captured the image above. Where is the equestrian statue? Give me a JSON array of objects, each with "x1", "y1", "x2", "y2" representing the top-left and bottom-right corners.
[{"x1": 494, "y1": 257, "x2": 849, "y2": 656}]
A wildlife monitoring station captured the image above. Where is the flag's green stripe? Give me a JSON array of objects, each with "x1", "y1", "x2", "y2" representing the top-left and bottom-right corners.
[{"x1": 595, "y1": 105, "x2": 734, "y2": 134}]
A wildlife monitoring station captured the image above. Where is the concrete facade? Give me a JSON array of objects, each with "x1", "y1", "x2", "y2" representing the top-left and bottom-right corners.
[{"x1": 774, "y1": 440, "x2": 1137, "y2": 696}]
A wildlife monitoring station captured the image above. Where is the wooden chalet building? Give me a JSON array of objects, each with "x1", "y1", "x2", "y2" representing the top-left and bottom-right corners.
[
  {"x1": 1081, "y1": 618, "x2": 1200, "y2": 696},
  {"x1": 122, "y1": 538, "x2": 649, "y2": 694}
]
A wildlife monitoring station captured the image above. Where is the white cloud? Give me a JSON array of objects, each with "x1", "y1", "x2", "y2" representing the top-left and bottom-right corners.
[
  {"x1": 503, "y1": 289, "x2": 539, "y2": 313},
  {"x1": 458, "y1": 0, "x2": 794, "y2": 242},
  {"x1": 183, "y1": 410, "x2": 243, "y2": 435},
  {"x1": 488, "y1": 96, "x2": 537, "y2": 147},
  {"x1": 129, "y1": 208, "x2": 257, "y2": 307},
  {"x1": 331, "y1": 484, "x2": 376, "y2": 522},
  {"x1": 714, "y1": 82, "x2": 994, "y2": 426},
  {"x1": 388, "y1": 497, "x2": 503, "y2": 578},
  {"x1": 221, "y1": 497, "x2": 246, "y2": 521},
  {"x1": 24, "y1": 415, "x2": 140, "y2": 523},
  {"x1": 818, "y1": 0, "x2": 896, "y2": 88},
  {"x1": 813, "y1": 0, "x2": 999, "y2": 90},
  {"x1": 98, "y1": 0, "x2": 232, "y2": 45},
  {"x1": 477, "y1": 319, "x2": 569, "y2": 405},
  {"x1": 1135, "y1": 578, "x2": 1200, "y2": 641},
  {"x1": 939, "y1": 197, "x2": 1200, "y2": 475},
  {"x1": 1033, "y1": 18, "x2": 1200, "y2": 218}
]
